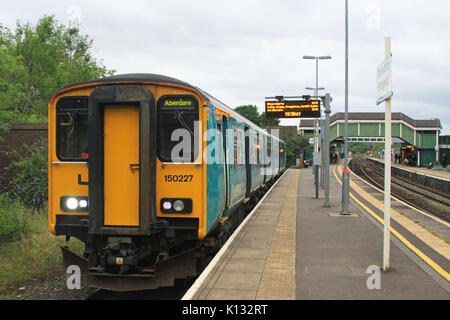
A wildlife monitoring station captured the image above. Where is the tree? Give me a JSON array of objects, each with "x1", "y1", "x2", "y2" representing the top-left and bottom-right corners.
[
  {"x1": 0, "y1": 24, "x2": 33, "y2": 128},
  {"x1": 233, "y1": 104, "x2": 306, "y2": 167},
  {"x1": 259, "y1": 112, "x2": 280, "y2": 128},
  {"x1": 234, "y1": 105, "x2": 261, "y2": 125},
  {"x1": 370, "y1": 143, "x2": 384, "y2": 156},
  {"x1": 0, "y1": 15, "x2": 114, "y2": 122},
  {"x1": 234, "y1": 106, "x2": 280, "y2": 128},
  {"x1": 349, "y1": 143, "x2": 367, "y2": 155},
  {"x1": 285, "y1": 133, "x2": 310, "y2": 167}
]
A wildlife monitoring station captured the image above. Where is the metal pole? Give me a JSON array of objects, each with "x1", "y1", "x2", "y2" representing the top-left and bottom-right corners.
[
  {"x1": 314, "y1": 118, "x2": 319, "y2": 199},
  {"x1": 324, "y1": 93, "x2": 331, "y2": 207},
  {"x1": 383, "y1": 37, "x2": 392, "y2": 272},
  {"x1": 314, "y1": 58, "x2": 319, "y2": 199},
  {"x1": 321, "y1": 118, "x2": 325, "y2": 188},
  {"x1": 302, "y1": 55, "x2": 330, "y2": 199},
  {"x1": 317, "y1": 59, "x2": 324, "y2": 189},
  {"x1": 341, "y1": 0, "x2": 350, "y2": 215},
  {"x1": 315, "y1": 58, "x2": 319, "y2": 97}
]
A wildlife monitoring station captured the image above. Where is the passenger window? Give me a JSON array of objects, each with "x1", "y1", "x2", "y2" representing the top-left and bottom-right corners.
[
  {"x1": 233, "y1": 129, "x2": 238, "y2": 164},
  {"x1": 256, "y1": 133, "x2": 262, "y2": 165},
  {"x1": 56, "y1": 97, "x2": 88, "y2": 160}
]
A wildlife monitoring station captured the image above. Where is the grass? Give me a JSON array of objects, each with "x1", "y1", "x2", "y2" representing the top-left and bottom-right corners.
[
  {"x1": 391, "y1": 207, "x2": 404, "y2": 216},
  {"x1": 416, "y1": 222, "x2": 449, "y2": 244},
  {"x1": 0, "y1": 206, "x2": 84, "y2": 299},
  {"x1": 390, "y1": 207, "x2": 449, "y2": 244}
]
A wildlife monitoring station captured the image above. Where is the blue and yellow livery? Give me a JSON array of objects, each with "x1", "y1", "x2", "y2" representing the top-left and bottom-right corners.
[{"x1": 48, "y1": 73, "x2": 286, "y2": 291}]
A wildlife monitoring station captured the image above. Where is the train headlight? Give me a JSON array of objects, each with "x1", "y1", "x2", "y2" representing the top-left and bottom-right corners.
[
  {"x1": 66, "y1": 198, "x2": 78, "y2": 210},
  {"x1": 173, "y1": 200, "x2": 185, "y2": 212},
  {"x1": 79, "y1": 199, "x2": 88, "y2": 208},
  {"x1": 160, "y1": 198, "x2": 192, "y2": 214},
  {"x1": 60, "y1": 196, "x2": 89, "y2": 212},
  {"x1": 162, "y1": 201, "x2": 172, "y2": 210}
]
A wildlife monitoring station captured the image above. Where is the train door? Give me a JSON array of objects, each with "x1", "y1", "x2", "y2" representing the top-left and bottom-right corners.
[
  {"x1": 221, "y1": 116, "x2": 229, "y2": 209},
  {"x1": 103, "y1": 105, "x2": 140, "y2": 226},
  {"x1": 88, "y1": 85, "x2": 157, "y2": 236},
  {"x1": 261, "y1": 133, "x2": 267, "y2": 184},
  {"x1": 245, "y1": 126, "x2": 251, "y2": 196}
]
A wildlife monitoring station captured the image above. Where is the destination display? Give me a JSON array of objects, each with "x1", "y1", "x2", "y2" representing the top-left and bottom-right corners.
[
  {"x1": 158, "y1": 95, "x2": 198, "y2": 109},
  {"x1": 265, "y1": 100, "x2": 320, "y2": 118}
]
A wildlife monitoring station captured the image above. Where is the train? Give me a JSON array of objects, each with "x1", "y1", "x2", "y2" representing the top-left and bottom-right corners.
[{"x1": 48, "y1": 73, "x2": 286, "y2": 291}]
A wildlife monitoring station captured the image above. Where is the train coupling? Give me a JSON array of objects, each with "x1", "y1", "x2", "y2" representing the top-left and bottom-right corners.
[{"x1": 97, "y1": 238, "x2": 139, "y2": 274}]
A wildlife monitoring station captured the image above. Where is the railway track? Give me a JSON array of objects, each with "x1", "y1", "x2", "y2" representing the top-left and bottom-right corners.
[
  {"x1": 85, "y1": 278, "x2": 194, "y2": 300},
  {"x1": 349, "y1": 156, "x2": 450, "y2": 223}
]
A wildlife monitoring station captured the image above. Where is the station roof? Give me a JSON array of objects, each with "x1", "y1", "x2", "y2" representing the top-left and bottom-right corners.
[{"x1": 299, "y1": 112, "x2": 441, "y2": 129}]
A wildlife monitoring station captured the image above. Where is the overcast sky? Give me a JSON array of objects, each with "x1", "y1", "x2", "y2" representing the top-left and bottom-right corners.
[{"x1": 2, "y1": 0, "x2": 449, "y2": 133}]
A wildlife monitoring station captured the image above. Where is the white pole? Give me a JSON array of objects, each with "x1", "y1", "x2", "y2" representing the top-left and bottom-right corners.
[
  {"x1": 436, "y1": 131, "x2": 439, "y2": 163},
  {"x1": 383, "y1": 36, "x2": 392, "y2": 272},
  {"x1": 341, "y1": 0, "x2": 350, "y2": 214}
]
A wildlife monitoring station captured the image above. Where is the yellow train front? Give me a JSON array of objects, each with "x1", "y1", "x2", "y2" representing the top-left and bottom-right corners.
[{"x1": 48, "y1": 74, "x2": 286, "y2": 291}]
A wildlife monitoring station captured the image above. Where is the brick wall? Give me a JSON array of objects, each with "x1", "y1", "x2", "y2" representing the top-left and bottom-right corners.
[{"x1": 0, "y1": 123, "x2": 47, "y2": 190}]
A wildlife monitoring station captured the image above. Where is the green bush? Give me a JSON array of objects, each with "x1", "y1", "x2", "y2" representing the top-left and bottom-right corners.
[
  {"x1": 0, "y1": 193, "x2": 31, "y2": 241},
  {"x1": 4, "y1": 137, "x2": 48, "y2": 212}
]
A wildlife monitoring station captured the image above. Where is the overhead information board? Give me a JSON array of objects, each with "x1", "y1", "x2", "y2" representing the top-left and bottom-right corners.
[{"x1": 265, "y1": 100, "x2": 320, "y2": 118}]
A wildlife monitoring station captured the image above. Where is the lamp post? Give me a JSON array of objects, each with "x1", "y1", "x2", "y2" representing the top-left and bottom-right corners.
[
  {"x1": 341, "y1": 0, "x2": 350, "y2": 215},
  {"x1": 306, "y1": 86, "x2": 325, "y2": 188},
  {"x1": 302, "y1": 55, "x2": 331, "y2": 198}
]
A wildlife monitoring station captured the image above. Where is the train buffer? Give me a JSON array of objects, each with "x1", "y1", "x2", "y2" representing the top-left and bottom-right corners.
[{"x1": 183, "y1": 164, "x2": 450, "y2": 300}]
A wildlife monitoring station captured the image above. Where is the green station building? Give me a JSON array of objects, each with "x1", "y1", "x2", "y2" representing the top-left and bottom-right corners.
[{"x1": 299, "y1": 112, "x2": 443, "y2": 167}]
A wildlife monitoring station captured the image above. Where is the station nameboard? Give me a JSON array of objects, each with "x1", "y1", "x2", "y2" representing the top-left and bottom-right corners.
[
  {"x1": 265, "y1": 100, "x2": 320, "y2": 118},
  {"x1": 376, "y1": 57, "x2": 393, "y2": 105}
]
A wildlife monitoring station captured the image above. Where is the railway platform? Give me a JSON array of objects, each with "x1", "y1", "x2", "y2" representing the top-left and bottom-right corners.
[
  {"x1": 183, "y1": 164, "x2": 449, "y2": 300},
  {"x1": 368, "y1": 156, "x2": 450, "y2": 180}
]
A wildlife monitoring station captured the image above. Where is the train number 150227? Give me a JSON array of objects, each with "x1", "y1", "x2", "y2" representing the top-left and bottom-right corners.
[{"x1": 164, "y1": 174, "x2": 193, "y2": 182}]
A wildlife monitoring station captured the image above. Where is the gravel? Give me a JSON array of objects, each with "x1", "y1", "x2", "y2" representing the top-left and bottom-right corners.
[{"x1": 14, "y1": 271, "x2": 96, "y2": 300}]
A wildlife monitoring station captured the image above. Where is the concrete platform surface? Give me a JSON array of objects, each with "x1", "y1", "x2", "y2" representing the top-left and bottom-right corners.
[
  {"x1": 296, "y1": 164, "x2": 449, "y2": 299},
  {"x1": 184, "y1": 169, "x2": 298, "y2": 300},
  {"x1": 183, "y1": 164, "x2": 449, "y2": 300}
]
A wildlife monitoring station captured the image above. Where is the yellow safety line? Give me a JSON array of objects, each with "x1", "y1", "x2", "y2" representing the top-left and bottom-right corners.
[
  {"x1": 257, "y1": 169, "x2": 299, "y2": 299},
  {"x1": 333, "y1": 164, "x2": 450, "y2": 282}
]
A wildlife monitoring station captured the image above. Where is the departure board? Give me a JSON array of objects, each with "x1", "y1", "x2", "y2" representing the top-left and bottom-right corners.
[{"x1": 265, "y1": 100, "x2": 320, "y2": 118}]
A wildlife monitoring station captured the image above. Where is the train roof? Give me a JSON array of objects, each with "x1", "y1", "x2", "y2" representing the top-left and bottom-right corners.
[
  {"x1": 198, "y1": 89, "x2": 285, "y2": 144},
  {"x1": 54, "y1": 73, "x2": 201, "y2": 97},
  {"x1": 53, "y1": 73, "x2": 285, "y2": 144}
]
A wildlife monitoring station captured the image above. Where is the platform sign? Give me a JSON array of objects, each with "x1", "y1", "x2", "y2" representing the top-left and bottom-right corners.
[
  {"x1": 265, "y1": 100, "x2": 320, "y2": 118},
  {"x1": 376, "y1": 57, "x2": 393, "y2": 105}
]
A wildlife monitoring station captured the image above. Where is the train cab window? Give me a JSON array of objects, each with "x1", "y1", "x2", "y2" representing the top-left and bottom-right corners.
[
  {"x1": 157, "y1": 95, "x2": 199, "y2": 163},
  {"x1": 56, "y1": 97, "x2": 88, "y2": 160}
]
